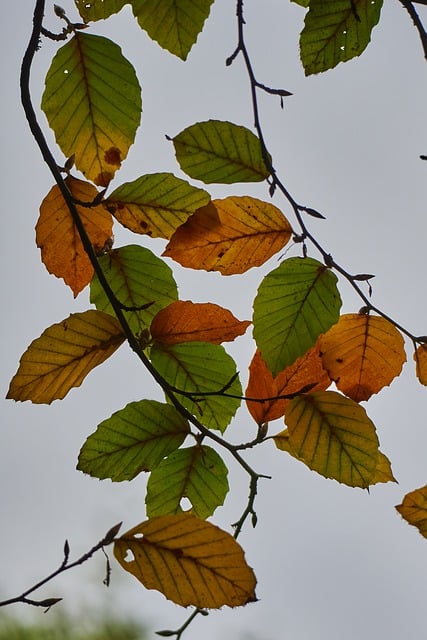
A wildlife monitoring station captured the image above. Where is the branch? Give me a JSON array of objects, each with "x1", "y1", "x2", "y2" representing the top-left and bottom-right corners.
[
  {"x1": 0, "y1": 523, "x2": 122, "y2": 610},
  {"x1": 398, "y1": 0, "x2": 427, "y2": 59}
]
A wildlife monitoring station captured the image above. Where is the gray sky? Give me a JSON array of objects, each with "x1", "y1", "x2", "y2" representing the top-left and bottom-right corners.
[{"x1": 1, "y1": 1, "x2": 427, "y2": 639}]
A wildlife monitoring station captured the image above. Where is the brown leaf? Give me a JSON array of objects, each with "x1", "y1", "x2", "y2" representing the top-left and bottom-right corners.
[
  {"x1": 36, "y1": 176, "x2": 113, "y2": 296},
  {"x1": 150, "y1": 300, "x2": 251, "y2": 345},
  {"x1": 114, "y1": 514, "x2": 257, "y2": 608},
  {"x1": 319, "y1": 314, "x2": 406, "y2": 401},
  {"x1": 163, "y1": 196, "x2": 292, "y2": 275},
  {"x1": 396, "y1": 485, "x2": 427, "y2": 538},
  {"x1": 245, "y1": 344, "x2": 331, "y2": 424},
  {"x1": 414, "y1": 344, "x2": 427, "y2": 385}
]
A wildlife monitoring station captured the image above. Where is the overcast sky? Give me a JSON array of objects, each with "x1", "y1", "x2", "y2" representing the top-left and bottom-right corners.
[{"x1": 1, "y1": 1, "x2": 427, "y2": 639}]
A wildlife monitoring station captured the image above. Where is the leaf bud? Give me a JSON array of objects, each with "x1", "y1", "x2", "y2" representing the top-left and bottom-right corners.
[
  {"x1": 103, "y1": 521, "x2": 122, "y2": 545},
  {"x1": 54, "y1": 5, "x2": 66, "y2": 18},
  {"x1": 155, "y1": 630, "x2": 176, "y2": 637}
]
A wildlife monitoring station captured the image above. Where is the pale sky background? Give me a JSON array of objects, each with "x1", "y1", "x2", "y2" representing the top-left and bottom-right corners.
[{"x1": 1, "y1": 1, "x2": 427, "y2": 639}]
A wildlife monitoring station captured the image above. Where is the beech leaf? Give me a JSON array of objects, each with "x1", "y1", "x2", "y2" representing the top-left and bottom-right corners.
[
  {"x1": 132, "y1": 0, "x2": 214, "y2": 60},
  {"x1": 253, "y1": 257, "x2": 341, "y2": 376},
  {"x1": 146, "y1": 445, "x2": 229, "y2": 519},
  {"x1": 163, "y1": 196, "x2": 292, "y2": 274},
  {"x1": 151, "y1": 301, "x2": 251, "y2": 345},
  {"x1": 246, "y1": 344, "x2": 331, "y2": 425},
  {"x1": 75, "y1": 0, "x2": 129, "y2": 21},
  {"x1": 319, "y1": 314, "x2": 406, "y2": 401},
  {"x1": 172, "y1": 121, "x2": 270, "y2": 184},
  {"x1": 282, "y1": 391, "x2": 380, "y2": 488},
  {"x1": 396, "y1": 485, "x2": 427, "y2": 538},
  {"x1": 414, "y1": 344, "x2": 427, "y2": 385},
  {"x1": 114, "y1": 514, "x2": 257, "y2": 608},
  {"x1": 105, "y1": 173, "x2": 210, "y2": 239},
  {"x1": 41, "y1": 33, "x2": 141, "y2": 186},
  {"x1": 7, "y1": 310, "x2": 125, "y2": 404},
  {"x1": 37, "y1": 176, "x2": 113, "y2": 296},
  {"x1": 77, "y1": 400, "x2": 190, "y2": 481},
  {"x1": 90, "y1": 245, "x2": 178, "y2": 336},
  {"x1": 300, "y1": 0, "x2": 383, "y2": 76},
  {"x1": 150, "y1": 342, "x2": 242, "y2": 433}
]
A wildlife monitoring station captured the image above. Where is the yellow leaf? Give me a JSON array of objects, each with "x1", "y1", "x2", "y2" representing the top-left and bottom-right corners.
[
  {"x1": 370, "y1": 450, "x2": 397, "y2": 485},
  {"x1": 163, "y1": 196, "x2": 292, "y2": 275},
  {"x1": 273, "y1": 426, "x2": 395, "y2": 485},
  {"x1": 37, "y1": 177, "x2": 113, "y2": 296},
  {"x1": 150, "y1": 300, "x2": 251, "y2": 345},
  {"x1": 283, "y1": 391, "x2": 380, "y2": 488},
  {"x1": 7, "y1": 310, "x2": 125, "y2": 404},
  {"x1": 396, "y1": 485, "x2": 427, "y2": 538},
  {"x1": 114, "y1": 514, "x2": 257, "y2": 608},
  {"x1": 319, "y1": 314, "x2": 406, "y2": 401},
  {"x1": 414, "y1": 344, "x2": 427, "y2": 385}
]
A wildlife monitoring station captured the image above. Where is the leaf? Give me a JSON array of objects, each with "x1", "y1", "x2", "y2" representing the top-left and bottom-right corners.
[
  {"x1": 77, "y1": 400, "x2": 190, "y2": 481},
  {"x1": 36, "y1": 176, "x2": 113, "y2": 296},
  {"x1": 172, "y1": 120, "x2": 270, "y2": 184},
  {"x1": 41, "y1": 33, "x2": 141, "y2": 186},
  {"x1": 414, "y1": 344, "x2": 427, "y2": 385},
  {"x1": 90, "y1": 245, "x2": 178, "y2": 336},
  {"x1": 150, "y1": 342, "x2": 242, "y2": 432},
  {"x1": 150, "y1": 301, "x2": 251, "y2": 345},
  {"x1": 75, "y1": 0, "x2": 129, "y2": 21},
  {"x1": 319, "y1": 314, "x2": 406, "y2": 401},
  {"x1": 7, "y1": 310, "x2": 125, "y2": 404},
  {"x1": 113, "y1": 514, "x2": 257, "y2": 608},
  {"x1": 132, "y1": 0, "x2": 215, "y2": 60},
  {"x1": 300, "y1": 0, "x2": 383, "y2": 76},
  {"x1": 396, "y1": 486, "x2": 427, "y2": 538},
  {"x1": 146, "y1": 445, "x2": 229, "y2": 518},
  {"x1": 283, "y1": 391, "x2": 380, "y2": 488},
  {"x1": 105, "y1": 173, "x2": 210, "y2": 239},
  {"x1": 245, "y1": 344, "x2": 331, "y2": 425},
  {"x1": 273, "y1": 428, "x2": 396, "y2": 485},
  {"x1": 163, "y1": 197, "x2": 292, "y2": 274},
  {"x1": 371, "y1": 450, "x2": 397, "y2": 485},
  {"x1": 253, "y1": 257, "x2": 342, "y2": 376}
]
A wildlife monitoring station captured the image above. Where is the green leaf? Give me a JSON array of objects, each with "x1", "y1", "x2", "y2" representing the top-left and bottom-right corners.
[
  {"x1": 291, "y1": 0, "x2": 310, "y2": 7},
  {"x1": 253, "y1": 257, "x2": 341, "y2": 376},
  {"x1": 300, "y1": 0, "x2": 383, "y2": 76},
  {"x1": 90, "y1": 245, "x2": 178, "y2": 336},
  {"x1": 284, "y1": 391, "x2": 380, "y2": 488},
  {"x1": 41, "y1": 33, "x2": 141, "y2": 186},
  {"x1": 77, "y1": 400, "x2": 190, "y2": 481},
  {"x1": 150, "y1": 342, "x2": 242, "y2": 432},
  {"x1": 132, "y1": 0, "x2": 215, "y2": 60},
  {"x1": 105, "y1": 173, "x2": 210, "y2": 239},
  {"x1": 74, "y1": 0, "x2": 129, "y2": 21},
  {"x1": 172, "y1": 120, "x2": 270, "y2": 184},
  {"x1": 146, "y1": 445, "x2": 229, "y2": 518}
]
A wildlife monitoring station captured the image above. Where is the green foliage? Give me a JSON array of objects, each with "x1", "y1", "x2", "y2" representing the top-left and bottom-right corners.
[
  {"x1": 253, "y1": 257, "x2": 341, "y2": 376},
  {"x1": 90, "y1": 245, "x2": 178, "y2": 335},
  {"x1": 146, "y1": 444, "x2": 229, "y2": 518},
  {"x1": 78, "y1": 399, "x2": 190, "y2": 481},
  {"x1": 172, "y1": 120, "x2": 271, "y2": 184},
  {"x1": 300, "y1": 0, "x2": 384, "y2": 75},
  {"x1": 6, "y1": 0, "x2": 427, "y2": 636}
]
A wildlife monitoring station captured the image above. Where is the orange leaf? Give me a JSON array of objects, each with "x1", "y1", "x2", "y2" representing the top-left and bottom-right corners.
[
  {"x1": 150, "y1": 300, "x2": 251, "y2": 345},
  {"x1": 245, "y1": 344, "x2": 331, "y2": 424},
  {"x1": 114, "y1": 514, "x2": 257, "y2": 608},
  {"x1": 163, "y1": 196, "x2": 292, "y2": 275},
  {"x1": 319, "y1": 314, "x2": 406, "y2": 401},
  {"x1": 396, "y1": 485, "x2": 427, "y2": 538},
  {"x1": 414, "y1": 344, "x2": 427, "y2": 385},
  {"x1": 7, "y1": 310, "x2": 125, "y2": 404},
  {"x1": 36, "y1": 176, "x2": 114, "y2": 296}
]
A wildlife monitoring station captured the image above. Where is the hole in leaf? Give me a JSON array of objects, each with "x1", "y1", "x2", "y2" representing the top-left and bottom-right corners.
[{"x1": 124, "y1": 549, "x2": 135, "y2": 563}]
